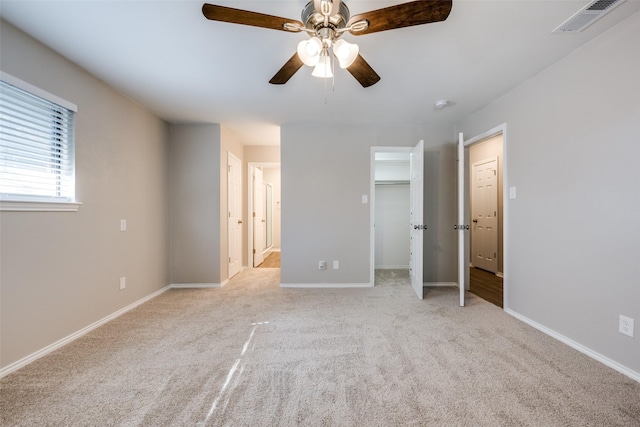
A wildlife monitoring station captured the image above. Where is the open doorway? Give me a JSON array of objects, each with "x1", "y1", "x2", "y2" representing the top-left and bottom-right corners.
[
  {"x1": 373, "y1": 151, "x2": 411, "y2": 271},
  {"x1": 248, "y1": 163, "x2": 281, "y2": 269},
  {"x1": 370, "y1": 144, "x2": 424, "y2": 299},
  {"x1": 462, "y1": 128, "x2": 506, "y2": 308}
]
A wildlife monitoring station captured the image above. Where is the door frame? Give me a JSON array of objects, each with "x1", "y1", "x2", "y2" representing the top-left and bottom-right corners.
[
  {"x1": 370, "y1": 146, "x2": 415, "y2": 288},
  {"x1": 247, "y1": 162, "x2": 280, "y2": 270},
  {"x1": 460, "y1": 123, "x2": 508, "y2": 309},
  {"x1": 227, "y1": 151, "x2": 242, "y2": 279}
]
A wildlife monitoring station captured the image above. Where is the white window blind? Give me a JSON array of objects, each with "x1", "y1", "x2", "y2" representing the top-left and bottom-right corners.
[{"x1": 0, "y1": 78, "x2": 76, "y2": 202}]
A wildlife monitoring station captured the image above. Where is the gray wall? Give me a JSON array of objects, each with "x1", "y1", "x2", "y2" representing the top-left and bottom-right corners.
[
  {"x1": 457, "y1": 12, "x2": 640, "y2": 373},
  {"x1": 0, "y1": 21, "x2": 170, "y2": 369},
  {"x1": 280, "y1": 124, "x2": 456, "y2": 285},
  {"x1": 169, "y1": 124, "x2": 221, "y2": 285}
]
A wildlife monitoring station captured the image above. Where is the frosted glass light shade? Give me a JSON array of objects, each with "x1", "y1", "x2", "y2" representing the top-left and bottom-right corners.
[
  {"x1": 312, "y1": 53, "x2": 333, "y2": 78},
  {"x1": 297, "y1": 37, "x2": 322, "y2": 66},
  {"x1": 333, "y1": 39, "x2": 359, "y2": 69}
]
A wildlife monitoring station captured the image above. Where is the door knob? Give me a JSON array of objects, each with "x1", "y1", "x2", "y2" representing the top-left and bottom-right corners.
[
  {"x1": 238, "y1": 220, "x2": 243, "y2": 224},
  {"x1": 472, "y1": 219, "x2": 478, "y2": 223}
]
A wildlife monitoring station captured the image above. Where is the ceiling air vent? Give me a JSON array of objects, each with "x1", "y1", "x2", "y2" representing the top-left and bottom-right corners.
[{"x1": 553, "y1": 0, "x2": 626, "y2": 33}]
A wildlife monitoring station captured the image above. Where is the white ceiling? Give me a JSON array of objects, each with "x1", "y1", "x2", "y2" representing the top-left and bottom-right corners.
[{"x1": 2, "y1": 1, "x2": 639, "y2": 145}]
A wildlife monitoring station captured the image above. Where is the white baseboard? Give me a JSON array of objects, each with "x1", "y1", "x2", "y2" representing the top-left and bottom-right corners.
[
  {"x1": 505, "y1": 308, "x2": 640, "y2": 383},
  {"x1": 425, "y1": 282, "x2": 458, "y2": 287},
  {"x1": 280, "y1": 283, "x2": 373, "y2": 289},
  {"x1": 280, "y1": 282, "x2": 456, "y2": 289},
  {"x1": 169, "y1": 283, "x2": 220, "y2": 289},
  {"x1": 0, "y1": 285, "x2": 171, "y2": 379}
]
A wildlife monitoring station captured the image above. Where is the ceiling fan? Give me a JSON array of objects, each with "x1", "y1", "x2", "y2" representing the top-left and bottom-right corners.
[{"x1": 202, "y1": 0, "x2": 452, "y2": 87}]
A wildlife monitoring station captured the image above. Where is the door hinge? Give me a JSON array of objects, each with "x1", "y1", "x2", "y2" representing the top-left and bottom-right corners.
[
  {"x1": 253, "y1": 249, "x2": 256, "y2": 254},
  {"x1": 253, "y1": 212, "x2": 256, "y2": 217}
]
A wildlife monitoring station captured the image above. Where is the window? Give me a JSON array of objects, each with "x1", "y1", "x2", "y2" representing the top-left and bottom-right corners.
[{"x1": 0, "y1": 73, "x2": 79, "y2": 211}]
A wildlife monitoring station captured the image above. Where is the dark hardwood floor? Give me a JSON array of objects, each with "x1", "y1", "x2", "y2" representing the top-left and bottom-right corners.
[{"x1": 469, "y1": 267, "x2": 503, "y2": 308}]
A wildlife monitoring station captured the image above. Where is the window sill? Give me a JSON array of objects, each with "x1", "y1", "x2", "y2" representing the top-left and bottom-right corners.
[{"x1": 0, "y1": 200, "x2": 82, "y2": 212}]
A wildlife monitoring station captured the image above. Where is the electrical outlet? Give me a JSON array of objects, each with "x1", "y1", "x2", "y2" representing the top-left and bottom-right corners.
[
  {"x1": 318, "y1": 260, "x2": 326, "y2": 270},
  {"x1": 619, "y1": 315, "x2": 634, "y2": 337},
  {"x1": 333, "y1": 260, "x2": 339, "y2": 269},
  {"x1": 119, "y1": 277, "x2": 126, "y2": 290},
  {"x1": 120, "y1": 219, "x2": 127, "y2": 232}
]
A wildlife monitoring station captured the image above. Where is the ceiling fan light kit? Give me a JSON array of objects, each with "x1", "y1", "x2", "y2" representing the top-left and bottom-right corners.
[
  {"x1": 311, "y1": 50, "x2": 334, "y2": 78},
  {"x1": 297, "y1": 37, "x2": 323, "y2": 66},
  {"x1": 202, "y1": 0, "x2": 453, "y2": 87},
  {"x1": 333, "y1": 39, "x2": 359, "y2": 69},
  {"x1": 291, "y1": 1, "x2": 357, "y2": 80}
]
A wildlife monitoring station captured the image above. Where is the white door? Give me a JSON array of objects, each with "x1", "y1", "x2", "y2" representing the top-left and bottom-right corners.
[
  {"x1": 228, "y1": 153, "x2": 242, "y2": 279},
  {"x1": 457, "y1": 133, "x2": 466, "y2": 306},
  {"x1": 253, "y1": 168, "x2": 265, "y2": 267},
  {"x1": 471, "y1": 157, "x2": 498, "y2": 273},
  {"x1": 409, "y1": 140, "x2": 424, "y2": 299}
]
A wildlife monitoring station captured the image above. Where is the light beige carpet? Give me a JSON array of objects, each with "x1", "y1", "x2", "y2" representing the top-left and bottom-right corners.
[{"x1": 1, "y1": 269, "x2": 639, "y2": 426}]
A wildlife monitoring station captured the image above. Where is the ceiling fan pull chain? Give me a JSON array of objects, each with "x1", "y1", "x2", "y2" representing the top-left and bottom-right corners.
[
  {"x1": 332, "y1": 51, "x2": 336, "y2": 92},
  {"x1": 324, "y1": 72, "x2": 329, "y2": 104}
]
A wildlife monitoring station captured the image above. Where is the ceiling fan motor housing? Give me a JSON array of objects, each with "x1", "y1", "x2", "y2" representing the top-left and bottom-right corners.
[{"x1": 302, "y1": 1, "x2": 350, "y2": 38}]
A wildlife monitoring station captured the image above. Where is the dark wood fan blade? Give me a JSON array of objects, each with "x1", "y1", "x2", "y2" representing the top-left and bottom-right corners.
[
  {"x1": 348, "y1": 0, "x2": 452, "y2": 36},
  {"x1": 269, "y1": 53, "x2": 304, "y2": 85},
  {"x1": 202, "y1": 3, "x2": 303, "y2": 32},
  {"x1": 346, "y1": 54, "x2": 381, "y2": 88}
]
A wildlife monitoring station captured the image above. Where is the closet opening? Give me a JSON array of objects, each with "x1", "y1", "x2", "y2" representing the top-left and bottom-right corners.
[{"x1": 372, "y1": 150, "x2": 411, "y2": 283}]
